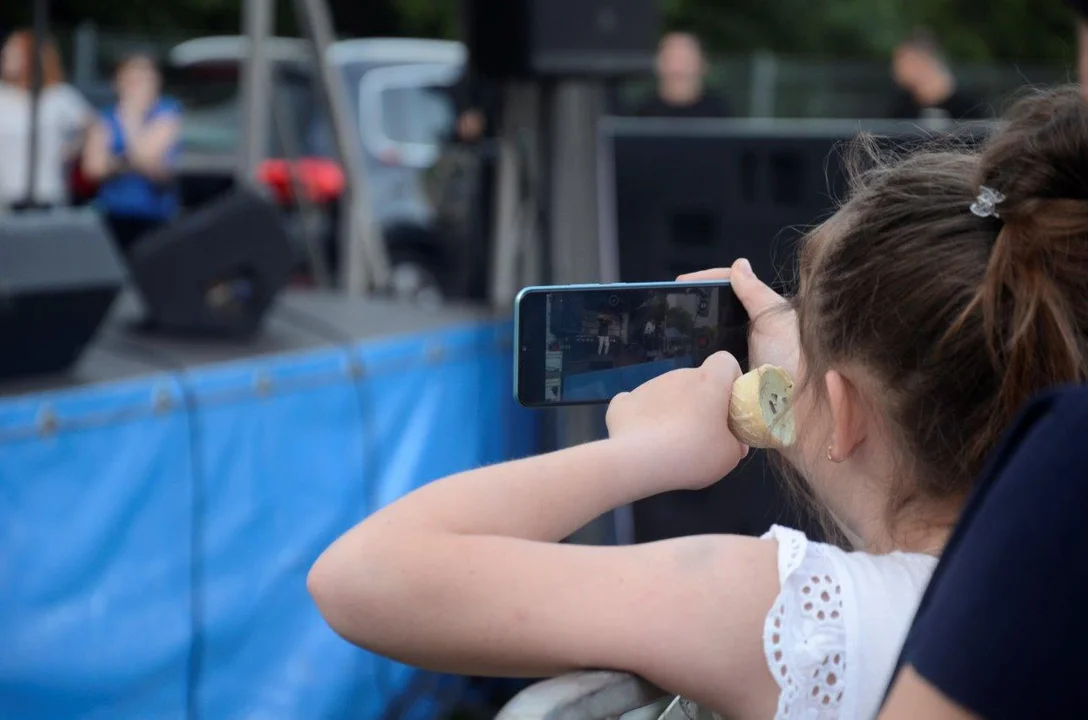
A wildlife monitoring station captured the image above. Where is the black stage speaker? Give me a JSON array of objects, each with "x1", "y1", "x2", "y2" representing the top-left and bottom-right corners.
[
  {"x1": 601, "y1": 119, "x2": 993, "y2": 289},
  {"x1": 466, "y1": 0, "x2": 660, "y2": 79},
  {"x1": 0, "y1": 210, "x2": 125, "y2": 381},
  {"x1": 603, "y1": 121, "x2": 854, "y2": 290},
  {"x1": 128, "y1": 188, "x2": 294, "y2": 338}
]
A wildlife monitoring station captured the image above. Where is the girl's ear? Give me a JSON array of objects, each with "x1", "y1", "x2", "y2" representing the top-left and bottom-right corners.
[{"x1": 825, "y1": 369, "x2": 867, "y2": 462}]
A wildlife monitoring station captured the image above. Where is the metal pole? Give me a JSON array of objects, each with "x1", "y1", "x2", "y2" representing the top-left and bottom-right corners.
[
  {"x1": 72, "y1": 21, "x2": 97, "y2": 90},
  {"x1": 237, "y1": 0, "x2": 274, "y2": 182},
  {"x1": 545, "y1": 80, "x2": 618, "y2": 545},
  {"x1": 292, "y1": 0, "x2": 390, "y2": 295},
  {"x1": 488, "y1": 83, "x2": 541, "y2": 309},
  {"x1": 749, "y1": 51, "x2": 778, "y2": 118},
  {"x1": 26, "y1": 0, "x2": 49, "y2": 207},
  {"x1": 271, "y1": 84, "x2": 334, "y2": 288},
  {"x1": 547, "y1": 81, "x2": 604, "y2": 285}
]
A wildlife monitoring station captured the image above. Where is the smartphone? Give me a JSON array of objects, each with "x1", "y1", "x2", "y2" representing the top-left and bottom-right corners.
[{"x1": 514, "y1": 281, "x2": 748, "y2": 408}]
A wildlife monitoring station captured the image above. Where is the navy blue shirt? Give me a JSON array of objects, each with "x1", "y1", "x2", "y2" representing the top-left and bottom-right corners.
[{"x1": 889, "y1": 386, "x2": 1088, "y2": 718}]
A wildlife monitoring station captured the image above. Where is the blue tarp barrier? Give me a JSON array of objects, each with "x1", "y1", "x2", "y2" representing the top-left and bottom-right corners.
[
  {"x1": 0, "y1": 320, "x2": 538, "y2": 720},
  {"x1": 561, "y1": 357, "x2": 690, "y2": 403}
]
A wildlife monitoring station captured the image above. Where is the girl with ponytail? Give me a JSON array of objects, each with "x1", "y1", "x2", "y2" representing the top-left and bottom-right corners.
[{"x1": 308, "y1": 86, "x2": 1088, "y2": 720}]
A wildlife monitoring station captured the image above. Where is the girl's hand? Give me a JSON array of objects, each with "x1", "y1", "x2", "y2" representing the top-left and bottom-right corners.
[
  {"x1": 606, "y1": 351, "x2": 748, "y2": 491},
  {"x1": 679, "y1": 259, "x2": 802, "y2": 382}
]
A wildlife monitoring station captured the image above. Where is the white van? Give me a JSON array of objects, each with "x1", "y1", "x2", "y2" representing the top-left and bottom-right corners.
[{"x1": 166, "y1": 36, "x2": 468, "y2": 301}]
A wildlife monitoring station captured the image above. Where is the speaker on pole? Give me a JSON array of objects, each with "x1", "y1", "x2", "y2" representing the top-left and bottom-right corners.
[
  {"x1": 0, "y1": 210, "x2": 125, "y2": 381},
  {"x1": 465, "y1": 0, "x2": 661, "y2": 80}
]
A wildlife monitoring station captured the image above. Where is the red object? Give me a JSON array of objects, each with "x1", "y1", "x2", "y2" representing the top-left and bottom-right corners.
[
  {"x1": 256, "y1": 158, "x2": 346, "y2": 205},
  {"x1": 696, "y1": 335, "x2": 710, "y2": 349},
  {"x1": 69, "y1": 162, "x2": 98, "y2": 202}
]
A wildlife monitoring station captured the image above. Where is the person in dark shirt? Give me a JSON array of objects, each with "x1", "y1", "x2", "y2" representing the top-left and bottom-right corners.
[
  {"x1": 447, "y1": 70, "x2": 499, "y2": 144},
  {"x1": 879, "y1": 386, "x2": 1088, "y2": 719},
  {"x1": 437, "y1": 66, "x2": 501, "y2": 300},
  {"x1": 635, "y1": 32, "x2": 731, "y2": 118},
  {"x1": 887, "y1": 28, "x2": 988, "y2": 120}
]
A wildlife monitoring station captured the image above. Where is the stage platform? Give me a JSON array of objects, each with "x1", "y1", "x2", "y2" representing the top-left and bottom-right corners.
[
  {"x1": 0, "y1": 291, "x2": 540, "y2": 720},
  {"x1": 0, "y1": 290, "x2": 509, "y2": 398}
]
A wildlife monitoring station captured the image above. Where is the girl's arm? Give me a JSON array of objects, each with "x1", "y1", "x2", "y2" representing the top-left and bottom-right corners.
[
  {"x1": 126, "y1": 114, "x2": 180, "y2": 181},
  {"x1": 880, "y1": 668, "x2": 980, "y2": 720},
  {"x1": 81, "y1": 121, "x2": 121, "y2": 182},
  {"x1": 58, "y1": 85, "x2": 94, "y2": 162},
  {"x1": 309, "y1": 354, "x2": 783, "y2": 718},
  {"x1": 309, "y1": 439, "x2": 782, "y2": 717}
]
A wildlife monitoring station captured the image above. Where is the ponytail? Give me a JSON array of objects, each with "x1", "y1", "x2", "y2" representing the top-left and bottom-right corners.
[{"x1": 979, "y1": 207, "x2": 1088, "y2": 422}]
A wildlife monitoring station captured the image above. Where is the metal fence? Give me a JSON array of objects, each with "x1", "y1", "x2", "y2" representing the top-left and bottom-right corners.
[
  {"x1": 62, "y1": 24, "x2": 1072, "y2": 119},
  {"x1": 615, "y1": 55, "x2": 1068, "y2": 119},
  {"x1": 56, "y1": 24, "x2": 190, "y2": 89}
]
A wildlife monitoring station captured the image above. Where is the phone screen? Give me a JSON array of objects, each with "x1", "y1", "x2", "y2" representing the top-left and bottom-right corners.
[{"x1": 516, "y1": 282, "x2": 748, "y2": 407}]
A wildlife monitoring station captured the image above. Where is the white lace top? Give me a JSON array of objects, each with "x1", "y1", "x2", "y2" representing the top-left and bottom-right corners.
[{"x1": 761, "y1": 525, "x2": 938, "y2": 720}]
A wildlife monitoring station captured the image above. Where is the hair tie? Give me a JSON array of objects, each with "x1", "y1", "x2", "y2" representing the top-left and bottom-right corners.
[{"x1": 970, "y1": 185, "x2": 1006, "y2": 219}]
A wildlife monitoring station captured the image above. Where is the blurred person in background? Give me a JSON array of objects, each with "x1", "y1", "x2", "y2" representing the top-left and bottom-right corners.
[
  {"x1": 83, "y1": 53, "x2": 181, "y2": 256},
  {"x1": 449, "y1": 70, "x2": 496, "y2": 144},
  {"x1": 438, "y1": 65, "x2": 501, "y2": 299},
  {"x1": 0, "y1": 30, "x2": 93, "y2": 211},
  {"x1": 1067, "y1": 0, "x2": 1088, "y2": 92},
  {"x1": 455, "y1": 105, "x2": 486, "y2": 144},
  {"x1": 635, "y1": 31, "x2": 732, "y2": 118},
  {"x1": 888, "y1": 29, "x2": 988, "y2": 121}
]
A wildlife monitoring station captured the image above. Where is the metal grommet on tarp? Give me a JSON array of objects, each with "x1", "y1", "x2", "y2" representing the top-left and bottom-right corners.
[
  {"x1": 151, "y1": 385, "x2": 174, "y2": 415},
  {"x1": 254, "y1": 370, "x2": 274, "y2": 397},
  {"x1": 425, "y1": 343, "x2": 446, "y2": 364},
  {"x1": 36, "y1": 406, "x2": 59, "y2": 437}
]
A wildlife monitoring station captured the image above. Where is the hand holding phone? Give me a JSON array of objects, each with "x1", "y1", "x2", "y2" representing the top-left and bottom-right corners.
[
  {"x1": 679, "y1": 261, "x2": 800, "y2": 390},
  {"x1": 514, "y1": 281, "x2": 749, "y2": 407},
  {"x1": 605, "y1": 350, "x2": 750, "y2": 489}
]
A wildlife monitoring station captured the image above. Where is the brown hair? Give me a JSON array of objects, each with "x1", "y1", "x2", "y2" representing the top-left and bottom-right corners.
[
  {"x1": 114, "y1": 52, "x2": 158, "y2": 76},
  {"x1": 794, "y1": 85, "x2": 1088, "y2": 520},
  {"x1": 1, "y1": 30, "x2": 65, "y2": 90},
  {"x1": 897, "y1": 27, "x2": 944, "y2": 57}
]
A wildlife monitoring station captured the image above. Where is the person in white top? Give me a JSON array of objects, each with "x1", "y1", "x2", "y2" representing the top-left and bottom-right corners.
[
  {"x1": 306, "y1": 85, "x2": 1088, "y2": 719},
  {"x1": 0, "y1": 30, "x2": 93, "y2": 210},
  {"x1": 644, "y1": 318, "x2": 657, "y2": 350}
]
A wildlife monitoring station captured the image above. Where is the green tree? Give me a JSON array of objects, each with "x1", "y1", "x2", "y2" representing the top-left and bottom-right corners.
[
  {"x1": 3, "y1": 0, "x2": 1077, "y2": 65},
  {"x1": 664, "y1": 0, "x2": 1078, "y2": 62},
  {"x1": 2, "y1": 0, "x2": 423, "y2": 40},
  {"x1": 390, "y1": 0, "x2": 459, "y2": 39}
]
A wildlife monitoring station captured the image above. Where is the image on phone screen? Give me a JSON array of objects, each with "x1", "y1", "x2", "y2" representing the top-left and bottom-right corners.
[{"x1": 516, "y1": 282, "x2": 748, "y2": 407}]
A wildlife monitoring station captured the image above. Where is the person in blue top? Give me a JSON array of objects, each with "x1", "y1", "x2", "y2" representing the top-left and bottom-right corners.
[{"x1": 82, "y1": 53, "x2": 181, "y2": 255}]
